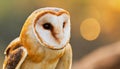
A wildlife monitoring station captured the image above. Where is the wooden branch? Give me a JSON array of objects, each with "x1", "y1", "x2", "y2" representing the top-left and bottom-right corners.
[{"x1": 72, "y1": 41, "x2": 120, "y2": 69}]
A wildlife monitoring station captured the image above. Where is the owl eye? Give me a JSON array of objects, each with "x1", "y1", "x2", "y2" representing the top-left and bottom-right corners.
[
  {"x1": 63, "y1": 22, "x2": 66, "y2": 28},
  {"x1": 43, "y1": 23, "x2": 52, "y2": 30}
]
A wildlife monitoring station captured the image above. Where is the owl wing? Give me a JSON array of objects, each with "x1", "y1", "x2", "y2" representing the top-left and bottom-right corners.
[
  {"x1": 3, "y1": 38, "x2": 28, "y2": 69},
  {"x1": 56, "y1": 43, "x2": 72, "y2": 69}
]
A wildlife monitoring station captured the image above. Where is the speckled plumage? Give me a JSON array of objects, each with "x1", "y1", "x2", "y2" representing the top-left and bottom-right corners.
[{"x1": 3, "y1": 7, "x2": 72, "y2": 69}]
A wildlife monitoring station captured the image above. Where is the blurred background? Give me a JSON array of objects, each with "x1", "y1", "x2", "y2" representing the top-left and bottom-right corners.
[{"x1": 1, "y1": 0, "x2": 120, "y2": 68}]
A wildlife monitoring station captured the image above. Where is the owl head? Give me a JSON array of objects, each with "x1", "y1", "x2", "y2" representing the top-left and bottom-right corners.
[{"x1": 20, "y1": 7, "x2": 71, "y2": 50}]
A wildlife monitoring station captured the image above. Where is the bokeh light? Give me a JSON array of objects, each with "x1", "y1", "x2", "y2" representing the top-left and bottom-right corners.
[
  {"x1": 80, "y1": 18, "x2": 101, "y2": 41},
  {"x1": 1, "y1": 0, "x2": 120, "y2": 69}
]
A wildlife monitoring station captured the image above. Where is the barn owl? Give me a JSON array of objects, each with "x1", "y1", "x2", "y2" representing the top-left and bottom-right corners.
[{"x1": 3, "y1": 7, "x2": 72, "y2": 69}]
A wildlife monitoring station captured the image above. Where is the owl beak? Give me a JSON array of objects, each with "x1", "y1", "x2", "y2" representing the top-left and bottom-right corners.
[
  {"x1": 52, "y1": 29, "x2": 64, "y2": 44},
  {"x1": 55, "y1": 33, "x2": 64, "y2": 44},
  {"x1": 56, "y1": 33, "x2": 64, "y2": 41}
]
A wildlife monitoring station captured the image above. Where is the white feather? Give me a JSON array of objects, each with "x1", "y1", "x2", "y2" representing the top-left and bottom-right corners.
[{"x1": 34, "y1": 13, "x2": 70, "y2": 49}]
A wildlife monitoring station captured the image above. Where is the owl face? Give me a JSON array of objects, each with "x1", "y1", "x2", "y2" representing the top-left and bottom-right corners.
[{"x1": 33, "y1": 7, "x2": 71, "y2": 49}]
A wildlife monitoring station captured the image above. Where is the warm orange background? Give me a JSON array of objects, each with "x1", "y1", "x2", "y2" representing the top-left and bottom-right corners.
[{"x1": 1, "y1": 0, "x2": 120, "y2": 68}]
